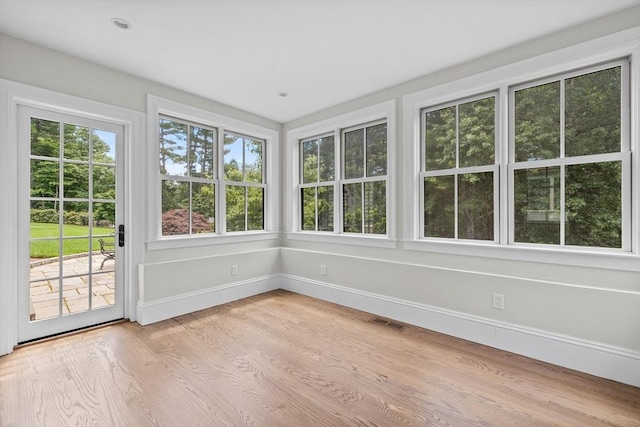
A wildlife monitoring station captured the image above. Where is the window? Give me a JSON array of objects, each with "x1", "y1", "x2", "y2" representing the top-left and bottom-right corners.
[
  {"x1": 150, "y1": 93, "x2": 279, "y2": 246},
  {"x1": 342, "y1": 121, "x2": 387, "y2": 234},
  {"x1": 287, "y1": 100, "x2": 395, "y2": 245},
  {"x1": 300, "y1": 134, "x2": 335, "y2": 232},
  {"x1": 421, "y1": 95, "x2": 497, "y2": 241},
  {"x1": 298, "y1": 122, "x2": 388, "y2": 235},
  {"x1": 511, "y1": 63, "x2": 627, "y2": 249},
  {"x1": 224, "y1": 132, "x2": 266, "y2": 232},
  {"x1": 406, "y1": 51, "x2": 634, "y2": 266},
  {"x1": 159, "y1": 117, "x2": 216, "y2": 236}
]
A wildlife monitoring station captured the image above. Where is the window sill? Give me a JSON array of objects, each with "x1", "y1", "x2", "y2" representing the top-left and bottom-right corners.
[
  {"x1": 146, "y1": 232, "x2": 280, "y2": 251},
  {"x1": 286, "y1": 232, "x2": 398, "y2": 248},
  {"x1": 402, "y1": 239, "x2": 640, "y2": 272}
]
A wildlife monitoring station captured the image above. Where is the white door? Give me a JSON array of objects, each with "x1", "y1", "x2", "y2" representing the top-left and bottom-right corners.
[{"x1": 17, "y1": 106, "x2": 125, "y2": 342}]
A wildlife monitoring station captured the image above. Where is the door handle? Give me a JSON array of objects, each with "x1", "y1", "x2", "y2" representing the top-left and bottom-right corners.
[{"x1": 118, "y1": 224, "x2": 125, "y2": 247}]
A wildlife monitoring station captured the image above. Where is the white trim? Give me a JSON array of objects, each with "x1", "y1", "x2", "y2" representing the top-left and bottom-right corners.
[
  {"x1": 403, "y1": 28, "x2": 640, "y2": 270},
  {"x1": 146, "y1": 94, "x2": 280, "y2": 243},
  {"x1": 286, "y1": 232, "x2": 398, "y2": 248},
  {"x1": 136, "y1": 275, "x2": 279, "y2": 325},
  {"x1": 401, "y1": 239, "x2": 640, "y2": 272},
  {"x1": 286, "y1": 100, "x2": 396, "y2": 242},
  {"x1": 0, "y1": 79, "x2": 144, "y2": 355},
  {"x1": 146, "y1": 231, "x2": 279, "y2": 251},
  {"x1": 280, "y1": 274, "x2": 640, "y2": 387}
]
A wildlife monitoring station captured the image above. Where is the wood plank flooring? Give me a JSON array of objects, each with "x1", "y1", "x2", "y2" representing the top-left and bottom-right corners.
[{"x1": 1, "y1": 290, "x2": 638, "y2": 426}]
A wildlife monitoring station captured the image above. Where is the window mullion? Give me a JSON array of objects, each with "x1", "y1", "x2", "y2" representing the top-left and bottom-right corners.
[
  {"x1": 314, "y1": 186, "x2": 319, "y2": 232},
  {"x1": 560, "y1": 78, "x2": 566, "y2": 246},
  {"x1": 361, "y1": 181, "x2": 365, "y2": 234},
  {"x1": 244, "y1": 186, "x2": 249, "y2": 232},
  {"x1": 455, "y1": 105, "x2": 460, "y2": 239}
]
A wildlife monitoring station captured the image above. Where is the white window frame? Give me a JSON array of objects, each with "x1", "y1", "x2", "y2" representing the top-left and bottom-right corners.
[
  {"x1": 299, "y1": 132, "x2": 336, "y2": 232},
  {"x1": 158, "y1": 115, "x2": 218, "y2": 236},
  {"x1": 341, "y1": 119, "x2": 389, "y2": 235},
  {"x1": 420, "y1": 92, "x2": 500, "y2": 243},
  {"x1": 403, "y1": 28, "x2": 639, "y2": 272},
  {"x1": 147, "y1": 95, "x2": 279, "y2": 250},
  {"x1": 286, "y1": 100, "x2": 396, "y2": 248},
  {"x1": 508, "y1": 60, "x2": 631, "y2": 251},
  {"x1": 222, "y1": 130, "x2": 267, "y2": 233}
]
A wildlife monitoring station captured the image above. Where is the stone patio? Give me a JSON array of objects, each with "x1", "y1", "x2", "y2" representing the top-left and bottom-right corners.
[{"x1": 29, "y1": 253, "x2": 115, "y2": 320}]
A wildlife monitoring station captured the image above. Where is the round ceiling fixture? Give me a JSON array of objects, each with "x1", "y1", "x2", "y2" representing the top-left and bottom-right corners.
[{"x1": 111, "y1": 18, "x2": 131, "y2": 30}]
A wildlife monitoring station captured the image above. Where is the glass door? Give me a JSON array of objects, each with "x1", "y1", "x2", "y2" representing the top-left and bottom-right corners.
[{"x1": 17, "y1": 106, "x2": 124, "y2": 342}]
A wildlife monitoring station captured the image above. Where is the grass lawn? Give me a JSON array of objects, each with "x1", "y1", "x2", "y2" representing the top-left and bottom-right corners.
[{"x1": 30, "y1": 223, "x2": 115, "y2": 258}]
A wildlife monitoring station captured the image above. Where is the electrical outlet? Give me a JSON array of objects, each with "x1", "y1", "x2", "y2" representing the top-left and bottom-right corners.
[
  {"x1": 493, "y1": 293, "x2": 504, "y2": 310},
  {"x1": 232, "y1": 265, "x2": 238, "y2": 276},
  {"x1": 320, "y1": 264, "x2": 326, "y2": 276}
]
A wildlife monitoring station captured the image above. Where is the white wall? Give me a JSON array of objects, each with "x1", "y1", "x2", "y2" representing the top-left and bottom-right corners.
[
  {"x1": 1, "y1": 6, "x2": 639, "y2": 386},
  {"x1": 0, "y1": 32, "x2": 282, "y2": 328},
  {"x1": 280, "y1": 7, "x2": 640, "y2": 386}
]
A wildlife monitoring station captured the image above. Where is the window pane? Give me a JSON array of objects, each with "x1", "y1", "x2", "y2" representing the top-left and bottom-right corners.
[
  {"x1": 364, "y1": 181, "x2": 386, "y2": 234},
  {"x1": 343, "y1": 183, "x2": 362, "y2": 233},
  {"x1": 62, "y1": 238, "x2": 90, "y2": 277},
  {"x1": 245, "y1": 138, "x2": 263, "y2": 184},
  {"x1": 366, "y1": 124, "x2": 387, "y2": 177},
  {"x1": 318, "y1": 186, "x2": 334, "y2": 232},
  {"x1": 565, "y1": 67, "x2": 621, "y2": 157},
  {"x1": 92, "y1": 273, "x2": 115, "y2": 309},
  {"x1": 31, "y1": 159, "x2": 59, "y2": 198},
  {"x1": 63, "y1": 163, "x2": 89, "y2": 199},
  {"x1": 514, "y1": 167, "x2": 560, "y2": 244},
  {"x1": 425, "y1": 106, "x2": 455, "y2": 171},
  {"x1": 319, "y1": 136, "x2": 335, "y2": 182},
  {"x1": 191, "y1": 183, "x2": 215, "y2": 234},
  {"x1": 63, "y1": 124, "x2": 90, "y2": 161},
  {"x1": 514, "y1": 82, "x2": 560, "y2": 162},
  {"x1": 31, "y1": 118, "x2": 59, "y2": 158},
  {"x1": 93, "y1": 129, "x2": 116, "y2": 164},
  {"x1": 93, "y1": 202, "x2": 115, "y2": 230},
  {"x1": 247, "y1": 187, "x2": 264, "y2": 231},
  {"x1": 301, "y1": 139, "x2": 318, "y2": 183},
  {"x1": 301, "y1": 187, "x2": 316, "y2": 231},
  {"x1": 566, "y1": 161, "x2": 621, "y2": 248},
  {"x1": 344, "y1": 129, "x2": 364, "y2": 179},
  {"x1": 458, "y1": 172, "x2": 493, "y2": 240},
  {"x1": 161, "y1": 180, "x2": 189, "y2": 236},
  {"x1": 159, "y1": 119, "x2": 187, "y2": 176},
  {"x1": 189, "y1": 126, "x2": 215, "y2": 179},
  {"x1": 62, "y1": 274, "x2": 89, "y2": 315},
  {"x1": 424, "y1": 175, "x2": 454, "y2": 238},
  {"x1": 226, "y1": 185, "x2": 246, "y2": 232},
  {"x1": 93, "y1": 165, "x2": 115, "y2": 199},
  {"x1": 63, "y1": 202, "x2": 89, "y2": 227},
  {"x1": 224, "y1": 134, "x2": 244, "y2": 182},
  {"x1": 459, "y1": 97, "x2": 495, "y2": 167},
  {"x1": 30, "y1": 201, "x2": 60, "y2": 239}
]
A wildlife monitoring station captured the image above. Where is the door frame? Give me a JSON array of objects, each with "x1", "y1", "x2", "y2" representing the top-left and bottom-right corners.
[{"x1": 0, "y1": 79, "x2": 145, "y2": 355}]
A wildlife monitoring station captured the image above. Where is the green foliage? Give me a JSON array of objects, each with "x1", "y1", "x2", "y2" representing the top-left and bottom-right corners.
[
  {"x1": 29, "y1": 119, "x2": 117, "y2": 226},
  {"x1": 513, "y1": 66, "x2": 622, "y2": 247},
  {"x1": 423, "y1": 97, "x2": 495, "y2": 240}
]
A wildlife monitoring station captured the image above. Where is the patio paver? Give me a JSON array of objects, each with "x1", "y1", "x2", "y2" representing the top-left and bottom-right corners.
[{"x1": 29, "y1": 253, "x2": 115, "y2": 321}]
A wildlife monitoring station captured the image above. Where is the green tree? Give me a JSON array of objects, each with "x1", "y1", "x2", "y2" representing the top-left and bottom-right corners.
[
  {"x1": 514, "y1": 66, "x2": 622, "y2": 247},
  {"x1": 424, "y1": 97, "x2": 495, "y2": 240}
]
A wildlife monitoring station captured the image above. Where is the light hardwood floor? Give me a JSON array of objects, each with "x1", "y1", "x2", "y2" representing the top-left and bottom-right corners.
[{"x1": 1, "y1": 290, "x2": 638, "y2": 426}]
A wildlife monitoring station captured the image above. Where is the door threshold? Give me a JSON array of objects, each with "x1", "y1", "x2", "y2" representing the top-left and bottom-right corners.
[{"x1": 15, "y1": 318, "x2": 127, "y2": 349}]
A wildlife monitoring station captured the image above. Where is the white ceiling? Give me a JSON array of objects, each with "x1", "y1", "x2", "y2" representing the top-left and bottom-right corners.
[{"x1": 0, "y1": 0, "x2": 637, "y2": 123}]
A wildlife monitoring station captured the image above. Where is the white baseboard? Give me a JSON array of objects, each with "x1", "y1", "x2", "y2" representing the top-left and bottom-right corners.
[
  {"x1": 136, "y1": 275, "x2": 279, "y2": 326},
  {"x1": 280, "y1": 274, "x2": 640, "y2": 388}
]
